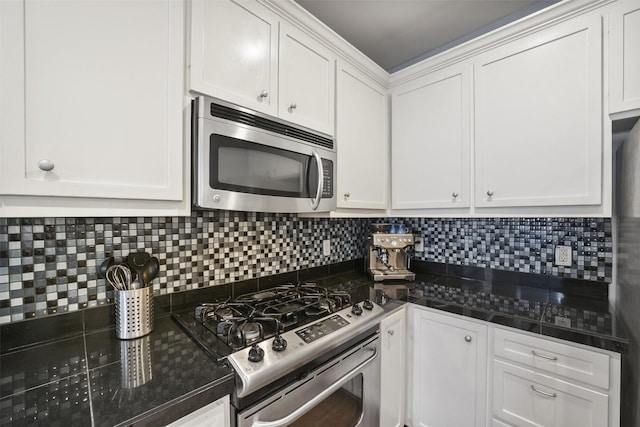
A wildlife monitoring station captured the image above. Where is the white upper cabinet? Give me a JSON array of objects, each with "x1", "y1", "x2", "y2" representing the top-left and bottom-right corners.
[
  {"x1": 336, "y1": 60, "x2": 388, "y2": 210},
  {"x1": 392, "y1": 65, "x2": 470, "y2": 210},
  {"x1": 609, "y1": 1, "x2": 640, "y2": 116},
  {"x1": 0, "y1": 0, "x2": 186, "y2": 216},
  {"x1": 279, "y1": 22, "x2": 335, "y2": 135},
  {"x1": 474, "y1": 14, "x2": 603, "y2": 209},
  {"x1": 189, "y1": 0, "x2": 335, "y2": 136},
  {"x1": 189, "y1": 0, "x2": 278, "y2": 117}
]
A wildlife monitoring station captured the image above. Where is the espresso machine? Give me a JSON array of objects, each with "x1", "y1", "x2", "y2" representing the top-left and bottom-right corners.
[{"x1": 366, "y1": 226, "x2": 416, "y2": 281}]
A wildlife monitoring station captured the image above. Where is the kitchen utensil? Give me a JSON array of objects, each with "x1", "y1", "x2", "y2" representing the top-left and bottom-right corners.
[
  {"x1": 98, "y1": 257, "x2": 114, "y2": 278},
  {"x1": 127, "y1": 252, "x2": 151, "y2": 283},
  {"x1": 140, "y1": 257, "x2": 160, "y2": 286},
  {"x1": 106, "y1": 263, "x2": 132, "y2": 291}
]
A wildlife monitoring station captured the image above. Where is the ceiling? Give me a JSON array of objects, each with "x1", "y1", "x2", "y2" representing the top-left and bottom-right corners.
[{"x1": 295, "y1": 0, "x2": 559, "y2": 73}]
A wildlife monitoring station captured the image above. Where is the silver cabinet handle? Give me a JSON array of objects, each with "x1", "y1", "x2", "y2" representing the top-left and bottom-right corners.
[
  {"x1": 388, "y1": 329, "x2": 394, "y2": 336},
  {"x1": 260, "y1": 90, "x2": 268, "y2": 98},
  {"x1": 252, "y1": 346, "x2": 378, "y2": 427},
  {"x1": 344, "y1": 193, "x2": 350, "y2": 200},
  {"x1": 38, "y1": 159, "x2": 55, "y2": 171},
  {"x1": 486, "y1": 190, "x2": 494, "y2": 197},
  {"x1": 289, "y1": 102, "x2": 297, "y2": 111},
  {"x1": 310, "y1": 150, "x2": 323, "y2": 211},
  {"x1": 452, "y1": 192, "x2": 458, "y2": 198},
  {"x1": 464, "y1": 335, "x2": 472, "y2": 342},
  {"x1": 531, "y1": 350, "x2": 558, "y2": 361},
  {"x1": 531, "y1": 385, "x2": 557, "y2": 398}
]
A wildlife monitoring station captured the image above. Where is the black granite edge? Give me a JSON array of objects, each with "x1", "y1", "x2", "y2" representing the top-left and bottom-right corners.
[
  {"x1": 118, "y1": 374, "x2": 235, "y2": 427},
  {"x1": 412, "y1": 260, "x2": 610, "y2": 299}
]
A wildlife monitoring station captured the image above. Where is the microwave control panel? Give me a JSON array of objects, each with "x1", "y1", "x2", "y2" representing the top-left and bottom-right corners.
[{"x1": 321, "y1": 159, "x2": 333, "y2": 198}]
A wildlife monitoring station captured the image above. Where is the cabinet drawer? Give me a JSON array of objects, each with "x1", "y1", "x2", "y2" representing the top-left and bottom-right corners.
[
  {"x1": 493, "y1": 327, "x2": 610, "y2": 389},
  {"x1": 492, "y1": 360, "x2": 608, "y2": 427}
]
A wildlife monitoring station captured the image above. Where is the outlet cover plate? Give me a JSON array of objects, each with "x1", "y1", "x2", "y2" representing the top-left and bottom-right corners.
[
  {"x1": 322, "y1": 239, "x2": 331, "y2": 256},
  {"x1": 555, "y1": 245, "x2": 572, "y2": 267}
]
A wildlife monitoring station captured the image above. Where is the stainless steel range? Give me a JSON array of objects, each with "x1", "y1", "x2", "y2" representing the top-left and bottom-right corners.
[{"x1": 172, "y1": 283, "x2": 383, "y2": 427}]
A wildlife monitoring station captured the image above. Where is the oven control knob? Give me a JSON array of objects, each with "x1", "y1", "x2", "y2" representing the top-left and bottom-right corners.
[
  {"x1": 363, "y1": 299, "x2": 374, "y2": 310},
  {"x1": 272, "y1": 335, "x2": 287, "y2": 352},
  {"x1": 351, "y1": 303, "x2": 363, "y2": 316},
  {"x1": 248, "y1": 344, "x2": 265, "y2": 362}
]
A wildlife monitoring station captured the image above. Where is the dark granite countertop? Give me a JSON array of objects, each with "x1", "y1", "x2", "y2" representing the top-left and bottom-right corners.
[
  {"x1": 0, "y1": 264, "x2": 629, "y2": 425},
  {"x1": 0, "y1": 315, "x2": 234, "y2": 426},
  {"x1": 369, "y1": 272, "x2": 629, "y2": 353}
]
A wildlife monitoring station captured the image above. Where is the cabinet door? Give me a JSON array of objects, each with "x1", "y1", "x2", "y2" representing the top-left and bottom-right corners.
[
  {"x1": 0, "y1": 0, "x2": 183, "y2": 201},
  {"x1": 391, "y1": 65, "x2": 471, "y2": 209},
  {"x1": 279, "y1": 22, "x2": 335, "y2": 136},
  {"x1": 493, "y1": 360, "x2": 609, "y2": 427},
  {"x1": 411, "y1": 307, "x2": 488, "y2": 427},
  {"x1": 474, "y1": 14, "x2": 602, "y2": 208},
  {"x1": 189, "y1": 0, "x2": 278, "y2": 116},
  {"x1": 609, "y1": 1, "x2": 640, "y2": 115},
  {"x1": 380, "y1": 309, "x2": 406, "y2": 427},
  {"x1": 336, "y1": 61, "x2": 388, "y2": 209}
]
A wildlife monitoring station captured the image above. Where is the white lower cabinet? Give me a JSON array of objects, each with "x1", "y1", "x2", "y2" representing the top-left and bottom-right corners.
[
  {"x1": 492, "y1": 359, "x2": 608, "y2": 427},
  {"x1": 380, "y1": 308, "x2": 406, "y2": 427},
  {"x1": 408, "y1": 305, "x2": 488, "y2": 427},
  {"x1": 403, "y1": 305, "x2": 621, "y2": 427},
  {"x1": 167, "y1": 395, "x2": 231, "y2": 427},
  {"x1": 490, "y1": 327, "x2": 620, "y2": 427}
]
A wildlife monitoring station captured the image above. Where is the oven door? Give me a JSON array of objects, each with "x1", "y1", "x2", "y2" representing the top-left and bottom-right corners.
[
  {"x1": 237, "y1": 335, "x2": 380, "y2": 427},
  {"x1": 195, "y1": 115, "x2": 336, "y2": 213}
]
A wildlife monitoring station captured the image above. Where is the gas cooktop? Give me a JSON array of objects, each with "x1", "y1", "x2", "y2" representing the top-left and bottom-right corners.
[
  {"x1": 171, "y1": 282, "x2": 384, "y2": 398},
  {"x1": 172, "y1": 283, "x2": 362, "y2": 359}
]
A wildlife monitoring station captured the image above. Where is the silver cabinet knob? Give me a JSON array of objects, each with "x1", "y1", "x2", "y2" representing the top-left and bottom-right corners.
[
  {"x1": 388, "y1": 329, "x2": 394, "y2": 336},
  {"x1": 344, "y1": 193, "x2": 350, "y2": 200},
  {"x1": 289, "y1": 102, "x2": 297, "y2": 111},
  {"x1": 486, "y1": 190, "x2": 494, "y2": 197},
  {"x1": 452, "y1": 192, "x2": 458, "y2": 198},
  {"x1": 260, "y1": 90, "x2": 268, "y2": 98},
  {"x1": 464, "y1": 335, "x2": 472, "y2": 342},
  {"x1": 38, "y1": 159, "x2": 55, "y2": 171}
]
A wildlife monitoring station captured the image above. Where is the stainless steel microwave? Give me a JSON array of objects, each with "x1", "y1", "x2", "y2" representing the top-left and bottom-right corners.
[{"x1": 192, "y1": 97, "x2": 336, "y2": 213}]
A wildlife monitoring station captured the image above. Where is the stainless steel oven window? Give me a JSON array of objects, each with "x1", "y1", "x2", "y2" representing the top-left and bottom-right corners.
[{"x1": 286, "y1": 374, "x2": 364, "y2": 427}]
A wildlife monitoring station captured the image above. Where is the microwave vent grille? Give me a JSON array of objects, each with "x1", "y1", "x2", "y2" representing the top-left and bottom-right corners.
[{"x1": 209, "y1": 103, "x2": 334, "y2": 150}]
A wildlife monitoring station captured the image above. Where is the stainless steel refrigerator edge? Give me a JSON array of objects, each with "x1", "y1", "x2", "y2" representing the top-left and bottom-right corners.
[{"x1": 615, "y1": 117, "x2": 640, "y2": 426}]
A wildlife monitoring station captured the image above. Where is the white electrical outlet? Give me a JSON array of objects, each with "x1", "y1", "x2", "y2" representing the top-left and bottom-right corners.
[
  {"x1": 414, "y1": 237, "x2": 424, "y2": 252},
  {"x1": 555, "y1": 245, "x2": 572, "y2": 266},
  {"x1": 322, "y1": 239, "x2": 331, "y2": 256}
]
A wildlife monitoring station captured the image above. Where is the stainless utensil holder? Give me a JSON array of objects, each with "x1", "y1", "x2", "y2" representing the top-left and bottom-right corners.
[{"x1": 115, "y1": 286, "x2": 154, "y2": 339}]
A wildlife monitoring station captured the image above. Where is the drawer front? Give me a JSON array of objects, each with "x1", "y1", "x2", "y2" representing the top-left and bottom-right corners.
[
  {"x1": 493, "y1": 327, "x2": 610, "y2": 389},
  {"x1": 493, "y1": 360, "x2": 609, "y2": 427}
]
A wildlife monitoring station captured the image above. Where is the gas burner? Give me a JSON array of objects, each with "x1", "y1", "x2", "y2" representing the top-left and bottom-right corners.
[
  {"x1": 215, "y1": 307, "x2": 235, "y2": 320},
  {"x1": 229, "y1": 321, "x2": 264, "y2": 349}
]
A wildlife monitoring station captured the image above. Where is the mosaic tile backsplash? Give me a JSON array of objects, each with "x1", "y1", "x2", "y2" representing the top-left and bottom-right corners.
[{"x1": 0, "y1": 214, "x2": 611, "y2": 324}]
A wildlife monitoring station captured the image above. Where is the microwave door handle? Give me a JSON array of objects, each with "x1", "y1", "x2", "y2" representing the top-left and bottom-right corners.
[{"x1": 310, "y1": 150, "x2": 323, "y2": 210}]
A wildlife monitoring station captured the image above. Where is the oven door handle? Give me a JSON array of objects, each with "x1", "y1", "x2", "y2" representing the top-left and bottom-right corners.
[
  {"x1": 310, "y1": 149, "x2": 323, "y2": 211},
  {"x1": 252, "y1": 345, "x2": 377, "y2": 427}
]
